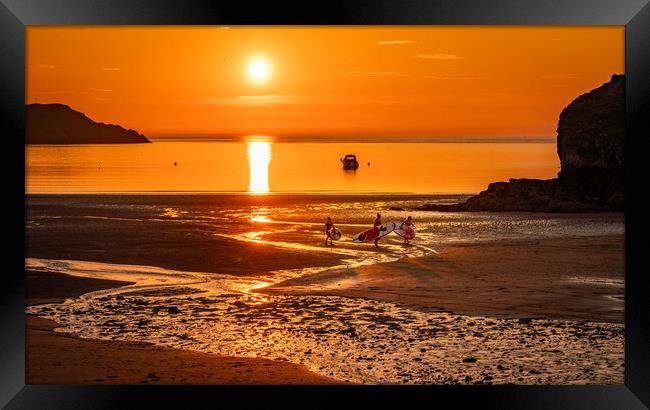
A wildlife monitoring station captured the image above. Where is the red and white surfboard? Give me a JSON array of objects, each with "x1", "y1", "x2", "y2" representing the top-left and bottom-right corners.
[
  {"x1": 352, "y1": 222, "x2": 396, "y2": 243},
  {"x1": 394, "y1": 223, "x2": 416, "y2": 240}
]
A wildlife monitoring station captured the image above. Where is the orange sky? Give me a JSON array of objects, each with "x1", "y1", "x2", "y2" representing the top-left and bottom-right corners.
[{"x1": 26, "y1": 26, "x2": 624, "y2": 138}]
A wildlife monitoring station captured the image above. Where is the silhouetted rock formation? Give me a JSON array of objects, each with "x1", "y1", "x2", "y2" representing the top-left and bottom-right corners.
[
  {"x1": 418, "y1": 75, "x2": 625, "y2": 212},
  {"x1": 423, "y1": 178, "x2": 606, "y2": 212},
  {"x1": 557, "y1": 74, "x2": 625, "y2": 208},
  {"x1": 26, "y1": 103, "x2": 150, "y2": 144}
]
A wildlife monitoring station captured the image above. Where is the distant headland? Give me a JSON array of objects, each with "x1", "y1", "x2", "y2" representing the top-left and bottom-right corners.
[
  {"x1": 26, "y1": 103, "x2": 151, "y2": 144},
  {"x1": 418, "y1": 74, "x2": 625, "y2": 212}
]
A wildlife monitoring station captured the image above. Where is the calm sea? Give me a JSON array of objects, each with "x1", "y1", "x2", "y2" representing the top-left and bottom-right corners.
[{"x1": 25, "y1": 139, "x2": 559, "y2": 195}]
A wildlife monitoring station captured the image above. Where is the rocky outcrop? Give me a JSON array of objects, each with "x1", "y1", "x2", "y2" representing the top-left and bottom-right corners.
[
  {"x1": 419, "y1": 178, "x2": 611, "y2": 212},
  {"x1": 26, "y1": 103, "x2": 150, "y2": 144},
  {"x1": 556, "y1": 74, "x2": 625, "y2": 207},
  {"x1": 418, "y1": 75, "x2": 625, "y2": 213}
]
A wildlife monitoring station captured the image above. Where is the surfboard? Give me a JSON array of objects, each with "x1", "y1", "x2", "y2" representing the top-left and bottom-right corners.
[
  {"x1": 394, "y1": 222, "x2": 416, "y2": 240},
  {"x1": 329, "y1": 227, "x2": 342, "y2": 240},
  {"x1": 352, "y1": 222, "x2": 396, "y2": 243}
]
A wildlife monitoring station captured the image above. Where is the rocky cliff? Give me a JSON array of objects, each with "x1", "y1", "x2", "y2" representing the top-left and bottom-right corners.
[
  {"x1": 418, "y1": 75, "x2": 625, "y2": 212},
  {"x1": 26, "y1": 104, "x2": 150, "y2": 144},
  {"x1": 557, "y1": 74, "x2": 625, "y2": 207}
]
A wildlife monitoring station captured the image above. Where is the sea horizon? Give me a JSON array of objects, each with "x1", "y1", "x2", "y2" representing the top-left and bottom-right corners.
[
  {"x1": 26, "y1": 139, "x2": 560, "y2": 195},
  {"x1": 145, "y1": 135, "x2": 557, "y2": 144}
]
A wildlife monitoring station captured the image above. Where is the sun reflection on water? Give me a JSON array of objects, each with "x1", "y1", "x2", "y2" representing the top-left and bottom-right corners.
[
  {"x1": 247, "y1": 140, "x2": 271, "y2": 193},
  {"x1": 251, "y1": 215, "x2": 271, "y2": 223}
]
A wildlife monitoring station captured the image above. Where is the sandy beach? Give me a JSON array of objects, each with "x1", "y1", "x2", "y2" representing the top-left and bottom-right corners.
[
  {"x1": 26, "y1": 234, "x2": 624, "y2": 385},
  {"x1": 259, "y1": 235, "x2": 625, "y2": 323},
  {"x1": 25, "y1": 194, "x2": 625, "y2": 384},
  {"x1": 26, "y1": 270, "x2": 343, "y2": 385}
]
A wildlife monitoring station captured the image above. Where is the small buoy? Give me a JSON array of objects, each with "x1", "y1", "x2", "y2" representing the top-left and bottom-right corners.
[
  {"x1": 174, "y1": 162, "x2": 177, "y2": 166},
  {"x1": 367, "y1": 162, "x2": 370, "y2": 166},
  {"x1": 98, "y1": 166, "x2": 101, "y2": 170}
]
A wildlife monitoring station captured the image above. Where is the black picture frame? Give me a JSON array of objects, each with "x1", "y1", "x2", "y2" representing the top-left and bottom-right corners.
[{"x1": 2, "y1": 0, "x2": 649, "y2": 408}]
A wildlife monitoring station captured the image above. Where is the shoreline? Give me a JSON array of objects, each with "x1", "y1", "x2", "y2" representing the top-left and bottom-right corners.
[
  {"x1": 257, "y1": 234, "x2": 625, "y2": 324},
  {"x1": 25, "y1": 233, "x2": 625, "y2": 384},
  {"x1": 26, "y1": 271, "x2": 344, "y2": 385}
]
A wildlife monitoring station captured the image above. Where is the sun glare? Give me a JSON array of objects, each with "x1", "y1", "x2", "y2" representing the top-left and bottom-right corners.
[
  {"x1": 247, "y1": 141, "x2": 271, "y2": 193},
  {"x1": 248, "y1": 60, "x2": 269, "y2": 81}
]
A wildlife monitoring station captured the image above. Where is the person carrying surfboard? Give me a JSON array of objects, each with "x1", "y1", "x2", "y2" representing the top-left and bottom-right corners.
[
  {"x1": 401, "y1": 216, "x2": 415, "y2": 244},
  {"x1": 373, "y1": 213, "x2": 382, "y2": 247},
  {"x1": 325, "y1": 217, "x2": 335, "y2": 246}
]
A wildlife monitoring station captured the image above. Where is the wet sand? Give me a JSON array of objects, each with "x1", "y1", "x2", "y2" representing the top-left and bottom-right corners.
[
  {"x1": 26, "y1": 271, "x2": 342, "y2": 385},
  {"x1": 26, "y1": 195, "x2": 355, "y2": 276},
  {"x1": 25, "y1": 194, "x2": 625, "y2": 384},
  {"x1": 259, "y1": 235, "x2": 625, "y2": 323},
  {"x1": 25, "y1": 234, "x2": 625, "y2": 385},
  {"x1": 26, "y1": 270, "x2": 136, "y2": 306}
]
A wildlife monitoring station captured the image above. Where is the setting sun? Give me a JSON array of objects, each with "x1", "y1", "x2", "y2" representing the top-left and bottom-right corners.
[{"x1": 247, "y1": 59, "x2": 269, "y2": 81}]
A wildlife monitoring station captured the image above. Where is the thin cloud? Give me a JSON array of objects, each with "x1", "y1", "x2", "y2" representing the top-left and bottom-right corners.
[
  {"x1": 29, "y1": 64, "x2": 56, "y2": 69},
  {"x1": 423, "y1": 74, "x2": 491, "y2": 80},
  {"x1": 101, "y1": 67, "x2": 121, "y2": 71},
  {"x1": 540, "y1": 73, "x2": 576, "y2": 80},
  {"x1": 377, "y1": 40, "x2": 417, "y2": 45},
  {"x1": 33, "y1": 90, "x2": 74, "y2": 94},
  {"x1": 416, "y1": 54, "x2": 463, "y2": 60},
  {"x1": 345, "y1": 69, "x2": 409, "y2": 77},
  {"x1": 194, "y1": 95, "x2": 299, "y2": 106},
  {"x1": 236, "y1": 95, "x2": 291, "y2": 105},
  {"x1": 364, "y1": 72, "x2": 403, "y2": 76},
  {"x1": 190, "y1": 94, "x2": 411, "y2": 107},
  {"x1": 89, "y1": 88, "x2": 113, "y2": 92}
]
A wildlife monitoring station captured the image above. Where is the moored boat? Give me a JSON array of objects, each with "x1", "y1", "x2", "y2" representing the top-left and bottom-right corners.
[{"x1": 340, "y1": 154, "x2": 359, "y2": 170}]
